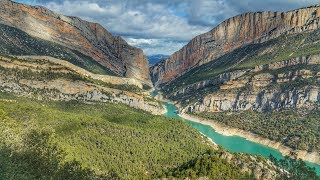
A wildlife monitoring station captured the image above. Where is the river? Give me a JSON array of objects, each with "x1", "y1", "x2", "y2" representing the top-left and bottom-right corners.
[{"x1": 151, "y1": 90, "x2": 320, "y2": 175}]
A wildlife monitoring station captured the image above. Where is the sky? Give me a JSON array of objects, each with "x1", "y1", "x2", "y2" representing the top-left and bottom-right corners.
[{"x1": 15, "y1": 0, "x2": 320, "y2": 55}]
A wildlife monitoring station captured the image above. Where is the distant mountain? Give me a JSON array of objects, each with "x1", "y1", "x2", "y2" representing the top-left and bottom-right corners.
[{"x1": 147, "y1": 54, "x2": 169, "y2": 66}]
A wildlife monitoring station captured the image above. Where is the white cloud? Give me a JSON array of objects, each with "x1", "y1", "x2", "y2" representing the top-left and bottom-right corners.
[
  {"x1": 41, "y1": 0, "x2": 211, "y2": 55},
  {"x1": 124, "y1": 38, "x2": 185, "y2": 55},
  {"x1": 45, "y1": 1, "x2": 210, "y2": 41},
  {"x1": 125, "y1": 38, "x2": 160, "y2": 46},
  {"x1": 16, "y1": 0, "x2": 320, "y2": 55}
]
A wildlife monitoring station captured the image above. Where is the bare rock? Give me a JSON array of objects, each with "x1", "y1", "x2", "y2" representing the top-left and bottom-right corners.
[
  {"x1": 152, "y1": 5, "x2": 320, "y2": 86},
  {"x1": 0, "y1": 0, "x2": 151, "y2": 85}
]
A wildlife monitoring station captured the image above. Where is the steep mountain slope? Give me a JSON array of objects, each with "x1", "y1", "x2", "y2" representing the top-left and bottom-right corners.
[
  {"x1": 0, "y1": 0, "x2": 151, "y2": 85},
  {"x1": 151, "y1": 5, "x2": 320, "y2": 86},
  {"x1": 162, "y1": 28, "x2": 320, "y2": 107},
  {"x1": 154, "y1": 5, "x2": 320, "y2": 113},
  {"x1": 151, "y1": 5, "x2": 320, "y2": 164}
]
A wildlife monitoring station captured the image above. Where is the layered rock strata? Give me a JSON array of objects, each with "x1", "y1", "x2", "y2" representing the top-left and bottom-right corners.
[
  {"x1": 183, "y1": 54, "x2": 320, "y2": 113},
  {"x1": 152, "y1": 5, "x2": 320, "y2": 85},
  {"x1": 0, "y1": 56, "x2": 164, "y2": 114},
  {"x1": 0, "y1": 0, "x2": 151, "y2": 85}
]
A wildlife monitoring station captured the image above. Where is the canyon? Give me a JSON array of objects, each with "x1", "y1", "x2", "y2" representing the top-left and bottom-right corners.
[{"x1": 0, "y1": 0, "x2": 319, "y2": 178}]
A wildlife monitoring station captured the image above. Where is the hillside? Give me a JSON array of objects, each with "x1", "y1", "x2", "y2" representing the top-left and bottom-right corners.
[
  {"x1": 0, "y1": 55, "x2": 163, "y2": 114},
  {"x1": 0, "y1": 0, "x2": 151, "y2": 85},
  {"x1": 0, "y1": 54, "x2": 283, "y2": 179},
  {"x1": 0, "y1": 92, "x2": 288, "y2": 179},
  {"x1": 0, "y1": 95, "x2": 209, "y2": 179}
]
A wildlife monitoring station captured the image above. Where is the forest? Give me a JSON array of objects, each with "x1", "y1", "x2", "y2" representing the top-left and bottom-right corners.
[
  {"x1": 0, "y1": 91, "x2": 318, "y2": 179},
  {"x1": 0, "y1": 92, "x2": 253, "y2": 179},
  {"x1": 197, "y1": 108, "x2": 320, "y2": 153}
]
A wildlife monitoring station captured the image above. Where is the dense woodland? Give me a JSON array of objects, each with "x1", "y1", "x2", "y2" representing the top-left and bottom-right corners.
[
  {"x1": 0, "y1": 92, "x2": 253, "y2": 179},
  {"x1": 269, "y1": 155, "x2": 319, "y2": 180},
  {"x1": 197, "y1": 108, "x2": 320, "y2": 153},
  {"x1": 161, "y1": 148, "x2": 255, "y2": 179},
  {"x1": 0, "y1": 92, "x2": 318, "y2": 179}
]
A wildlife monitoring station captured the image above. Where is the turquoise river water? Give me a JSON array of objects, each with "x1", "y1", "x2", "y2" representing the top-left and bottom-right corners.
[{"x1": 151, "y1": 91, "x2": 320, "y2": 175}]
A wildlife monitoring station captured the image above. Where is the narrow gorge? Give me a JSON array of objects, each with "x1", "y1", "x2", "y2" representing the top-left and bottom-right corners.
[{"x1": 0, "y1": 0, "x2": 319, "y2": 179}]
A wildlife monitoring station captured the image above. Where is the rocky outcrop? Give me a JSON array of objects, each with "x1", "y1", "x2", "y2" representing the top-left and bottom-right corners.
[
  {"x1": 0, "y1": 78, "x2": 164, "y2": 115},
  {"x1": 18, "y1": 56, "x2": 146, "y2": 88},
  {"x1": 0, "y1": 0, "x2": 151, "y2": 85},
  {"x1": 170, "y1": 54, "x2": 320, "y2": 101},
  {"x1": 172, "y1": 70, "x2": 247, "y2": 97},
  {"x1": 152, "y1": 5, "x2": 320, "y2": 85},
  {"x1": 186, "y1": 86, "x2": 319, "y2": 113},
  {"x1": 182, "y1": 54, "x2": 320, "y2": 113},
  {"x1": 0, "y1": 55, "x2": 164, "y2": 114}
]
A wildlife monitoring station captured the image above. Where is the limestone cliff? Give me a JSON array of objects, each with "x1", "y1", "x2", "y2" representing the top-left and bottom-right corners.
[
  {"x1": 183, "y1": 54, "x2": 320, "y2": 113},
  {"x1": 151, "y1": 5, "x2": 320, "y2": 85},
  {"x1": 0, "y1": 0, "x2": 151, "y2": 85}
]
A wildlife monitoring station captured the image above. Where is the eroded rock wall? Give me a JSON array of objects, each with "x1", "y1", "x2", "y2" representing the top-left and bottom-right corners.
[
  {"x1": 0, "y1": 0, "x2": 151, "y2": 85},
  {"x1": 152, "y1": 5, "x2": 320, "y2": 85}
]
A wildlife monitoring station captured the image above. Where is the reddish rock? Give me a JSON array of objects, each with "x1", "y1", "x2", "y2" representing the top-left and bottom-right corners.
[{"x1": 0, "y1": 0, "x2": 151, "y2": 85}]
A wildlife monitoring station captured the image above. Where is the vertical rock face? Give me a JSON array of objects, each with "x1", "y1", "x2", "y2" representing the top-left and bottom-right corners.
[
  {"x1": 182, "y1": 54, "x2": 320, "y2": 113},
  {"x1": 151, "y1": 5, "x2": 320, "y2": 85},
  {"x1": 0, "y1": 0, "x2": 151, "y2": 85}
]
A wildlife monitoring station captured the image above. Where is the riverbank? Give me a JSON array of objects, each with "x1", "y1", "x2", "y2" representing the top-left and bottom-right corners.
[{"x1": 180, "y1": 113, "x2": 320, "y2": 165}]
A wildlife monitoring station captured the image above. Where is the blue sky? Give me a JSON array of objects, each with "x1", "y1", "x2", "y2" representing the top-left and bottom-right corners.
[{"x1": 15, "y1": 0, "x2": 320, "y2": 55}]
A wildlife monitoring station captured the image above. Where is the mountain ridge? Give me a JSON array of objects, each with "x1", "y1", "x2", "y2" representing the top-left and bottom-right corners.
[{"x1": 151, "y1": 4, "x2": 320, "y2": 86}]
